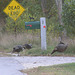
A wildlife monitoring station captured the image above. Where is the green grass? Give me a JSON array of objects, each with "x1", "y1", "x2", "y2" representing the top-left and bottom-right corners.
[
  {"x1": 21, "y1": 63, "x2": 75, "y2": 75},
  {"x1": 0, "y1": 33, "x2": 75, "y2": 56},
  {"x1": 21, "y1": 46, "x2": 54, "y2": 56},
  {"x1": 20, "y1": 45, "x2": 75, "y2": 56},
  {"x1": 0, "y1": 44, "x2": 75, "y2": 57}
]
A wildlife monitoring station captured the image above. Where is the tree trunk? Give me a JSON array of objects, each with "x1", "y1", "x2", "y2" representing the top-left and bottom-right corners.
[
  {"x1": 41, "y1": 0, "x2": 47, "y2": 16},
  {"x1": 55, "y1": 0, "x2": 67, "y2": 41},
  {"x1": 55, "y1": 0, "x2": 63, "y2": 25}
]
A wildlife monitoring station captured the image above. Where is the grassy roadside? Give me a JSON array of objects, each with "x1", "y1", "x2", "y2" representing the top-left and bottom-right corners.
[
  {"x1": 0, "y1": 45, "x2": 75, "y2": 57},
  {"x1": 0, "y1": 33, "x2": 75, "y2": 56},
  {"x1": 21, "y1": 44, "x2": 75, "y2": 56},
  {"x1": 21, "y1": 63, "x2": 75, "y2": 75}
]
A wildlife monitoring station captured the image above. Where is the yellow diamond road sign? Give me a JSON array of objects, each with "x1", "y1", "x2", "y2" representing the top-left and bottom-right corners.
[{"x1": 3, "y1": 0, "x2": 25, "y2": 21}]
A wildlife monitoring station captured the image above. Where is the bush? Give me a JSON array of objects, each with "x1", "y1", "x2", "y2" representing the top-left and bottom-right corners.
[{"x1": 62, "y1": 0, "x2": 75, "y2": 35}]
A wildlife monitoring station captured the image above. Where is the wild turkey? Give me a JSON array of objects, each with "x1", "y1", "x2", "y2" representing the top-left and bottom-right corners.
[
  {"x1": 59, "y1": 41, "x2": 65, "y2": 44},
  {"x1": 12, "y1": 45, "x2": 24, "y2": 56},
  {"x1": 23, "y1": 44, "x2": 32, "y2": 50},
  {"x1": 51, "y1": 41, "x2": 68, "y2": 54}
]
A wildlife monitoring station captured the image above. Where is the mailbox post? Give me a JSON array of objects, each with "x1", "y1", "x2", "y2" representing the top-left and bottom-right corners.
[
  {"x1": 40, "y1": 17, "x2": 47, "y2": 50},
  {"x1": 25, "y1": 17, "x2": 47, "y2": 50}
]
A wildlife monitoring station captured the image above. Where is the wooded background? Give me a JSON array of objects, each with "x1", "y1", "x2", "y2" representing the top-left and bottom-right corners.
[{"x1": 0, "y1": 0, "x2": 75, "y2": 52}]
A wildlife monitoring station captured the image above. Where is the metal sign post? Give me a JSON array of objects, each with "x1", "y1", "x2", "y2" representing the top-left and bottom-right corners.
[{"x1": 40, "y1": 17, "x2": 47, "y2": 50}]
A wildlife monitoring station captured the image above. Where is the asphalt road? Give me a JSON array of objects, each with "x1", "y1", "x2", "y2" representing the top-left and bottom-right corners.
[{"x1": 0, "y1": 56, "x2": 75, "y2": 75}]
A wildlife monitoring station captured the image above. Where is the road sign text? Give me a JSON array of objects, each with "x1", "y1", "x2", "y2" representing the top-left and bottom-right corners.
[{"x1": 8, "y1": 6, "x2": 20, "y2": 10}]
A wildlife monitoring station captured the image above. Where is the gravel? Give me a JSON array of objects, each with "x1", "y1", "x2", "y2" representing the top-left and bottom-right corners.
[
  {"x1": 14, "y1": 56, "x2": 75, "y2": 69},
  {"x1": 0, "y1": 56, "x2": 75, "y2": 75}
]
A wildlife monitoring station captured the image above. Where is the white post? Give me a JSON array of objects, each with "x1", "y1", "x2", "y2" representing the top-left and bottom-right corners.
[{"x1": 40, "y1": 17, "x2": 47, "y2": 50}]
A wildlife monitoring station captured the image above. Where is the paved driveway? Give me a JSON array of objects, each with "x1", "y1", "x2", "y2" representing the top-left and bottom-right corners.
[
  {"x1": 0, "y1": 57, "x2": 25, "y2": 75},
  {"x1": 0, "y1": 56, "x2": 75, "y2": 75}
]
